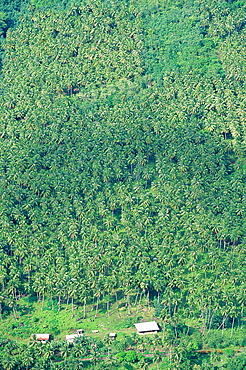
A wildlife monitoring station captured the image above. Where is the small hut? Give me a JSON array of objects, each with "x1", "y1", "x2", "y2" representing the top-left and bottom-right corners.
[
  {"x1": 33, "y1": 334, "x2": 50, "y2": 343},
  {"x1": 109, "y1": 332, "x2": 117, "y2": 340},
  {"x1": 66, "y1": 329, "x2": 83, "y2": 343},
  {"x1": 134, "y1": 321, "x2": 159, "y2": 335}
]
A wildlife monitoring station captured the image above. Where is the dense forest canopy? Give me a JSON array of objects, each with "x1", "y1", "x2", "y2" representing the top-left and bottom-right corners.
[
  {"x1": 0, "y1": 0, "x2": 245, "y2": 368},
  {"x1": 0, "y1": 0, "x2": 245, "y2": 316}
]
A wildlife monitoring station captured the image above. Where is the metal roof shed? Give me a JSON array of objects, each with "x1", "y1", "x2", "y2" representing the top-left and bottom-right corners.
[
  {"x1": 34, "y1": 334, "x2": 50, "y2": 342},
  {"x1": 66, "y1": 334, "x2": 79, "y2": 343},
  {"x1": 134, "y1": 321, "x2": 159, "y2": 335},
  {"x1": 66, "y1": 330, "x2": 83, "y2": 343}
]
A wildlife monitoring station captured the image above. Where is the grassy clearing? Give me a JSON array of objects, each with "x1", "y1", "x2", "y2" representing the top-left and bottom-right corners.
[
  {"x1": 1, "y1": 295, "x2": 246, "y2": 370},
  {"x1": 0, "y1": 295, "x2": 157, "y2": 343}
]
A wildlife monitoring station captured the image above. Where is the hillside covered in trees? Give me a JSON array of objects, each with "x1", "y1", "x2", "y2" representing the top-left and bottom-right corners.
[{"x1": 0, "y1": 0, "x2": 245, "y2": 369}]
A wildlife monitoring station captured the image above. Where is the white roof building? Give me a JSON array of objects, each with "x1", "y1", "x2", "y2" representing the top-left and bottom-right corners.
[
  {"x1": 34, "y1": 334, "x2": 50, "y2": 342},
  {"x1": 134, "y1": 321, "x2": 159, "y2": 335},
  {"x1": 109, "y1": 332, "x2": 117, "y2": 338},
  {"x1": 66, "y1": 330, "x2": 83, "y2": 343}
]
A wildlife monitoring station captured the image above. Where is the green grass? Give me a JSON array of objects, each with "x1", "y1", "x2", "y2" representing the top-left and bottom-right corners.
[
  {"x1": 1, "y1": 294, "x2": 246, "y2": 370},
  {"x1": 0, "y1": 295, "x2": 157, "y2": 343}
]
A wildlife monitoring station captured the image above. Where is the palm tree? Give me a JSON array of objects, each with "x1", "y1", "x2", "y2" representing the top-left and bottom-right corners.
[
  {"x1": 90, "y1": 348, "x2": 100, "y2": 369},
  {"x1": 136, "y1": 359, "x2": 149, "y2": 370},
  {"x1": 1, "y1": 354, "x2": 19, "y2": 370},
  {"x1": 21, "y1": 350, "x2": 34, "y2": 370},
  {"x1": 71, "y1": 342, "x2": 88, "y2": 359},
  {"x1": 60, "y1": 342, "x2": 71, "y2": 364},
  {"x1": 153, "y1": 350, "x2": 163, "y2": 370}
]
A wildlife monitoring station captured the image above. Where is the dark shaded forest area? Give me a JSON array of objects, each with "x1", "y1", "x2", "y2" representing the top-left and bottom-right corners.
[{"x1": 0, "y1": 0, "x2": 245, "y2": 369}]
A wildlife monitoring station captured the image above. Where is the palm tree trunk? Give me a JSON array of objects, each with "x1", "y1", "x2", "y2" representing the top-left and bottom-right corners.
[
  {"x1": 208, "y1": 312, "x2": 214, "y2": 332},
  {"x1": 126, "y1": 294, "x2": 131, "y2": 314},
  {"x1": 115, "y1": 292, "x2": 120, "y2": 317},
  {"x1": 83, "y1": 297, "x2": 86, "y2": 319},
  {"x1": 230, "y1": 317, "x2": 235, "y2": 337},
  {"x1": 147, "y1": 291, "x2": 150, "y2": 310},
  {"x1": 136, "y1": 290, "x2": 143, "y2": 313},
  {"x1": 71, "y1": 297, "x2": 74, "y2": 317},
  {"x1": 41, "y1": 294, "x2": 45, "y2": 310},
  {"x1": 95, "y1": 296, "x2": 99, "y2": 318},
  {"x1": 13, "y1": 305, "x2": 17, "y2": 319},
  {"x1": 107, "y1": 298, "x2": 110, "y2": 316}
]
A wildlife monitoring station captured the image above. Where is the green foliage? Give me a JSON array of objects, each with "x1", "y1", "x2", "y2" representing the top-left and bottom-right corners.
[
  {"x1": 115, "y1": 318, "x2": 135, "y2": 330},
  {"x1": 203, "y1": 327, "x2": 246, "y2": 349},
  {"x1": 29, "y1": 0, "x2": 74, "y2": 10},
  {"x1": 223, "y1": 348, "x2": 235, "y2": 358},
  {"x1": 0, "y1": 0, "x2": 245, "y2": 368},
  {"x1": 205, "y1": 313, "x2": 234, "y2": 330},
  {"x1": 226, "y1": 354, "x2": 246, "y2": 370},
  {"x1": 153, "y1": 297, "x2": 164, "y2": 317},
  {"x1": 116, "y1": 350, "x2": 139, "y2": 363},
  {"x1": 0, "y1": 0, "x2": 28, "y2": 70},
  {"x1": 0, "y1": 11, "x2": 7, "y2": 36},
  {"x1": 0, "y1": 0, "x2": 28, "y2": 29}
]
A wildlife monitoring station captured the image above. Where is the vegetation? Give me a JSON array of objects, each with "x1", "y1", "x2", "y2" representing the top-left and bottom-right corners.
[{"x1": 0, "y1": 0, "x2": 245, "y2": 368}]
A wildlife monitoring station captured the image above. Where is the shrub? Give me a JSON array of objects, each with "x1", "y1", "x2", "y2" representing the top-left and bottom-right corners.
[
  {"x1": 226, "y1": 354, "x2": 246, "y2": 370},
  {"x1": 223, "y1": 348, "x2": 234, "y2": 358},
  {"x1": 115, "y1": 350, "x2": 139, "y2": 364}
]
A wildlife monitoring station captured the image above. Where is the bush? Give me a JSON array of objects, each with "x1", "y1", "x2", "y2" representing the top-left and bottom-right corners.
[
  {"x1": 153, "y1": 297, "x2": 164, "y2": 318},
  {"x1": 116, "y1": 351, "x2": 126, "y2": 363},
  {"x1": 206, "y1": 314, "x2": 233, "y2": 330},
  {"x1": 203, "y1": 331, "x2": 226, "y2": 349},
  {"x1": 223, "y1": 348, "x2": 234, "y2": 358},
  {"x1": 113, "y1": 335, "x2": 135, "y2": 351},
  {"x1": 124, "y1": 350, "x2": 138, "y2": 363},
  {"x1": 115, "y1": 350, "x2": 139, "y2": 364},
  {"x1": 226, "y1": 354, "x2": 246, "y2": 370}
]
